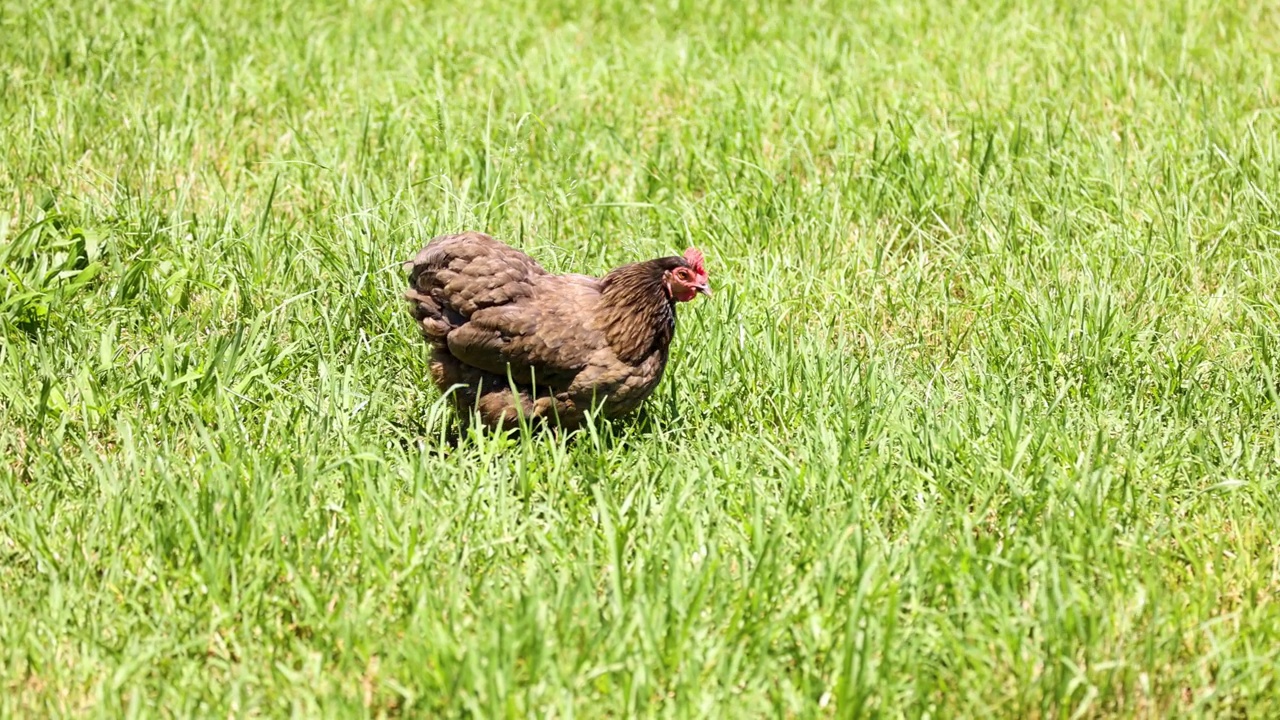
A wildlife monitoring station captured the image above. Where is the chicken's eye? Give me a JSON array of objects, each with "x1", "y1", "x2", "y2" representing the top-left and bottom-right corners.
[{"x1": 675, "y1": 268, "x2": 692, "y2": 282}]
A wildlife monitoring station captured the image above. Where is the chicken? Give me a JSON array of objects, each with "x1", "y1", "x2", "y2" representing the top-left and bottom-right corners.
[{"x1": 404, "y1": 232, "x2": 712, "y2": 431}]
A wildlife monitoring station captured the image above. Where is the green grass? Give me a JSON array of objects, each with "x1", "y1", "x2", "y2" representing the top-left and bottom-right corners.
[{"x1": 3, "y1": 0, "x2": 1280, "y2": 715}]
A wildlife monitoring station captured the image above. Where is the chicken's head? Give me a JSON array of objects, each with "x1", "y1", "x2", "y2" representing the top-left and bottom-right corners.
[{"x1": 665, "y1": 248, "x2": 712, "y2": 302}]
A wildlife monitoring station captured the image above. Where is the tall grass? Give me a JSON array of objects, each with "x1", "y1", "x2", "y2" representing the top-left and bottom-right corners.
[{"x1": 2, "y1": 0, "x2": 1279, "y2": 715}]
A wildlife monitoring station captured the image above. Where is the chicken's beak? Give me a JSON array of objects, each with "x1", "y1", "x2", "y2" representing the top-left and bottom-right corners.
[{"x1": 696, "y1": 283, "x2": 712, "y2": 298}]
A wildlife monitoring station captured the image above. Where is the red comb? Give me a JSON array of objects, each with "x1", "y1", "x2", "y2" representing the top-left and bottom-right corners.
[{"x1": 683, "y1": 247, "x2": 706, "y2": 274}]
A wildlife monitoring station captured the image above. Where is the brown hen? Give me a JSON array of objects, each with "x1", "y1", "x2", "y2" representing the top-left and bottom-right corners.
[{"x1": 404, "y1": 232, "x2": 711, "y2": 430}]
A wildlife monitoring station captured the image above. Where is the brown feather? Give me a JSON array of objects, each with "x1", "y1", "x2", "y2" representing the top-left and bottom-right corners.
[
  {"x1": 597, "y1": 258, "x2": 682, "y2": 365},
  {"x1": 404, "y1": 232, "x2": 696, "y2": 430}
]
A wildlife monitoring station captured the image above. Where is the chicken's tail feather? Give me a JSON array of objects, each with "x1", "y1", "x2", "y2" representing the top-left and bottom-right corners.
[{"x1": 405, "y1": 286, "x2": 464, "y2": 348}]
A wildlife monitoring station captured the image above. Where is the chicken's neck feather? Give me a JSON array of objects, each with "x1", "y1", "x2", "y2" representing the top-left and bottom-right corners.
[{"x1": 597, "y1": 258, "x2": 682, "y2": 365}]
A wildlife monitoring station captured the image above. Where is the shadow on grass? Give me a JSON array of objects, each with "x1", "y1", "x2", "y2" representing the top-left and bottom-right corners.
[{"x1": 387, "y1": 400, "x2": 687, "y2": 459}]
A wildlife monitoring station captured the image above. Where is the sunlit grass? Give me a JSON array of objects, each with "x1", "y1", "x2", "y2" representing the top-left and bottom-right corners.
[{"x1": 2, "y1": 0, "x2": 1279, "y2": 715}]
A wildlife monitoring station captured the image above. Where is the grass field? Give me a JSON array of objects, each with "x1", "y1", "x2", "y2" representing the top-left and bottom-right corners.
[{"x1": 3, "y1": 0, "x2": 1280, "y2": 715}]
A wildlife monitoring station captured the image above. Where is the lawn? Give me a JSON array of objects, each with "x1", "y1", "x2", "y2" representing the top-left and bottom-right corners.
[{"x1": 3, "y1": 0, "x2": 1280, "y2": 715}]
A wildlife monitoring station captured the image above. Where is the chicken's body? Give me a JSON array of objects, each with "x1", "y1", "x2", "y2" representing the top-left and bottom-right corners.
[{"x1": 404, "y1": 232, "x2": 710, "y2": 430}]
